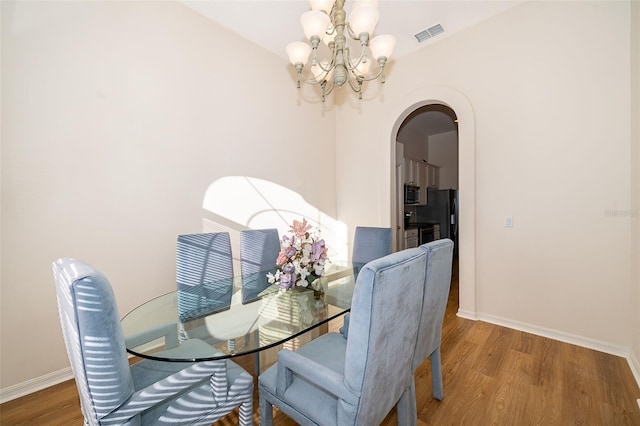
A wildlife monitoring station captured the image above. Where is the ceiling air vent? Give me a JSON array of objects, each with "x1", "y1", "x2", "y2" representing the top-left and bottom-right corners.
[{"x1": 414, "y1": 23, "x2": 445, "y2": 43}]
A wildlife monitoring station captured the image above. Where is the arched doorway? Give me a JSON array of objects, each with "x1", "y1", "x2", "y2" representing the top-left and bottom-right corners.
[
  {"x1": 388, "y1": 86, "x2": 477, "y2": 319},
  {"x1": 397, "y1": 104, "x2": 458, "y2": 241}
]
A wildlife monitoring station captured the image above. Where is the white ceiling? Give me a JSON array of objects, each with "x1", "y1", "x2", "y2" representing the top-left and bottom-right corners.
[
  {"x1": 180, "y1": 0, "x2": 522, "y2": 137},
  {"x1": 180, "y1": 1, "x2": 523, "y2": 61}
]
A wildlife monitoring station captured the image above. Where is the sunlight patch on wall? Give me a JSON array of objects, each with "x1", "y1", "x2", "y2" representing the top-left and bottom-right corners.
[{"x1": 202, "y1": 176, "x2": 348, "y2": 261}]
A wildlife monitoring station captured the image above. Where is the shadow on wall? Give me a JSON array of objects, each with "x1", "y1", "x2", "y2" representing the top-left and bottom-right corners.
[{"x1": 201, "y1": 176, "x2": 348, "y2": 266}]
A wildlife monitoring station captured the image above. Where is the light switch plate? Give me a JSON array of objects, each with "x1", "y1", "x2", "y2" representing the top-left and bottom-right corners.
[{"x1": 504, "y1": 216, "x2": 513, "y2": 227}]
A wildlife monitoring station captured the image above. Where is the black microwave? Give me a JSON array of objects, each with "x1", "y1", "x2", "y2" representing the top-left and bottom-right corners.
[{"x1": 404, "y1": 185, "x2": 420, "y2": 204}]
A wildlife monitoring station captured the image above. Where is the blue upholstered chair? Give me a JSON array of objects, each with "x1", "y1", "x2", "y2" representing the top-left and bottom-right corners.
[
  {"x1": 176, "y1": 232, "x2": 234, "y2": 322},
  {"x1": 258, "y1": 248, "x2": 428, "y2": 426},
  {"x1": 52, "y1": 258, "x2": 254, "y2": 426},
  {"x1": 240, "y1": 228, "x2": 280, "y2": 303},
  {"x1": 339, "y1": 226, "x2": 393, "y2": 337},
  {"x1": 239, "y1": 228, "x2": 280, "y2": 375},
  {"x1": 399, "y1": 239, "x2": 454, "y2": 425},
  {"x1": 352, "y1": 226, "x2": 393, "y2": 264}
]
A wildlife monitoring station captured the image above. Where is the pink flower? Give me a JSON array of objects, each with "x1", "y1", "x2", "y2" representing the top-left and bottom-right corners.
[
  {"x1": 290, "y1": 218, "x2": 313, "y2": 238},
  {"x1": 276, "y1": 250, "x2": 288, "y2": 266}
]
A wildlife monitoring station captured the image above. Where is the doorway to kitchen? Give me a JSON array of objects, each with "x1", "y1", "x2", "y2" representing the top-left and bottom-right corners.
[
  {"x1": 388, "y1": 86, "x2": 476, "y2": 319},
  {"x1": 393, "y1": 102, "x2": 462, "y2": 313}
]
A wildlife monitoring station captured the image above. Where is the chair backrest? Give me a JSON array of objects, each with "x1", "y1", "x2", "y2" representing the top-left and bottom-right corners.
[
  {"x1": 352, "y1": 226, "x2": 392, "y2": 264},
  {"x1": 240, "y1": 228, "x2": 280, "y2": 274},
  {"x1": 52, "y1": 258, "x2": 134, "y2": 426},
  {"x1": 176, "y1": 232, "x2": 234, "y2": 320},
  {"x1": 342, "y1": 248, "x2": 427, "y2": 425},
  {"x1": 177, "y1": 232, "x2": 234, "y2": 286},
  {"x1": 240, "y1": 228, "x2": 280, "y2": 303},
  {"x1": 413, "y1": 239, "x2": 454, "y2": 371}
]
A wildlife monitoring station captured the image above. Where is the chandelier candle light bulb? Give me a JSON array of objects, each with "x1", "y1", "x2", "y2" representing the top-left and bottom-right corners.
[{"x1": 285, "y1": 0, "x2": 396, "y2": 101}]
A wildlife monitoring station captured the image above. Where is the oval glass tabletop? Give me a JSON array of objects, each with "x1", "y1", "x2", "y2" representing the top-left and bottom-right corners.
[{"x1": 120, "y1": 262, "x2": 362, "y2": 362}]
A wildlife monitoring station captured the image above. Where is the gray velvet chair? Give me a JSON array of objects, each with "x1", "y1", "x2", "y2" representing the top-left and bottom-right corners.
[
  {"x1": 340, "y1": 226, "x2": 393, "y2": 337},
  {"x1": 352, "y1": 226, "x2": 393, "y2": 264},
  {"x1": 239, "y1": 228, "x2": 280, "y2": 303},
  {"x1": 240, "y1": 228, "x2": 281, "y2": 375},
  {"x1": 399, "y1": 239, "x2": 454, "y2": 425},
  {"x1": 258, "y1": 247, "x2": 428, "y2": 426},
  {"x1": 52, "y1": 258, "x2": 253, "y2": 426},
  {"x1": 176, "y1": 232, "x2": 234, "y2": 321}
]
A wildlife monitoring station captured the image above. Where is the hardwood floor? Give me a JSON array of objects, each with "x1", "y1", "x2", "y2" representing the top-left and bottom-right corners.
[{"x1": 2, "y1": 262, "x2": 639, "y2": 425}]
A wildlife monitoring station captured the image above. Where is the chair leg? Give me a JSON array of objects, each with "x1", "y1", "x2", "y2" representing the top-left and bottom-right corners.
[
  {"x1": 259, "y1": 396, "x2": 274, "y2": 426},
  {"x1": 396, "y1": 381, "x2": 417, "y2": 426},
  {"x1": 430, "y1": 347, "x2": 443, "y2": 400},
  {"x1": 239, "y1": 396, "x2": 254, "y2": 426}
]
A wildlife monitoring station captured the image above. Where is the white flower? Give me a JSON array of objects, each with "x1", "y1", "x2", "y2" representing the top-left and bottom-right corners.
[
  {"x1": 267, "y1": 270, "x2": 281, "y2": 284},
  {"x1": 301, "y1": 244, "x2": 312, "y2": 264},
  {"x1": 297, "y1": 265, "x2": 310, "y2": 281}
]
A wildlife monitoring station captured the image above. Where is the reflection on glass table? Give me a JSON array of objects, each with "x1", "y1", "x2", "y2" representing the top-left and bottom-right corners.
[{"x1": 121, "y1": 262, "x2": 363, "y2": 363}]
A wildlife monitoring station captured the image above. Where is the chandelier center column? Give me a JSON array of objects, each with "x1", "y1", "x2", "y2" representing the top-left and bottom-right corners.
[{"x1": 333, "y1": 0, "x2": 347, "y2": 87}]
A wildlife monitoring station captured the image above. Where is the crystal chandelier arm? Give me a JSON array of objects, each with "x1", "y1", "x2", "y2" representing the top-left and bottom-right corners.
[
  {"x1": 311, "y1": 44, "x2": 338, "y2": 72},
  {"x1": 346, "y1": 74, "x2": 363, "y2": 93},
  {"x1": 344, "y1": 73, "x2": 366, "y2": 100},
  {"x1": 345, "y1": 23, "x2": 357, "y2": 40},
  {"x1": 356, "y1": 57, "x2": 388, "y2": 83},
  {"x1": 343, "y1": 44, "x2": 368, "y2": 73},
  {"x1": 321, "y1": 79, "x2": 336, "y2": 101},
  {"x1": 315, "y1": 61, "x2": 334, "y2": 73},
  {"x1": 344, "y1": 23, "x2": 371, "y2": 46},
  {"x1": 295, "y1": 66, "x2": 331, "y2": 87}
]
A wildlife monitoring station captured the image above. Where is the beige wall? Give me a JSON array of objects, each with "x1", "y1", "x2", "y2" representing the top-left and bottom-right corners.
[
  {"x1": 397, "y1": 126, "x2": 428, "y2": 161},
  {"x1": 428, "y1": 130, "x2": 458, "y2": 190},
  {"x1": 0, "y1": 0, "x2": 335, "y2": 391},
  {"x1": 335, "y1": 0, "x2": 637, "y2": 360}
]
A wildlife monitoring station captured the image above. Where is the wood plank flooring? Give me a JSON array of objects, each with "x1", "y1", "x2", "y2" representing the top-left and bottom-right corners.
[{"x1": 2, "y1": 262, "x2": 639, "y2": 425}]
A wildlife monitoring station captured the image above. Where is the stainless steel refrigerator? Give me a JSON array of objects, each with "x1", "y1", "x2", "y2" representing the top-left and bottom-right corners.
[{"x1": 418, "y1": 189, "x2": 458, "y2": 255}]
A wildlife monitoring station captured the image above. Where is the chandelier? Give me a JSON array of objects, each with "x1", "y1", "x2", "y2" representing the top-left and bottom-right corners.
[{"x1": 286, "y1": 0, "x2": 396, "y2": 101}]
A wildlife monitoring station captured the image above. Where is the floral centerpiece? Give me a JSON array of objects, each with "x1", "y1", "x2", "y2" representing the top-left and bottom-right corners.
[{"x1": 267, "y1": 218, "x2": 329, "y2": 294}]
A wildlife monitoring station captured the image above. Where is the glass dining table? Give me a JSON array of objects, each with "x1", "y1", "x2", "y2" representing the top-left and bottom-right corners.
[{"x1": 120, "y1": 262, "x2": 362, "y2": 373}]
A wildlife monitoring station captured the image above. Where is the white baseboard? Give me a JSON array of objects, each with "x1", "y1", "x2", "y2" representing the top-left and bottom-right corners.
[
  {"x1": 0, "y1": 367, "x2": 73, "y2": 404},
  {"x1": 456, "y1": 308, "x2": 478, "y2": 320},
  {"x1": 455, "y1": 309, "x2": 640, "y2": 390},
  {"x1": 629, "y1": 350, "x2": 640, "y2": 391},
  {"x1": 477, "y1": 312, "x2": 631, "y2": 356}
]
